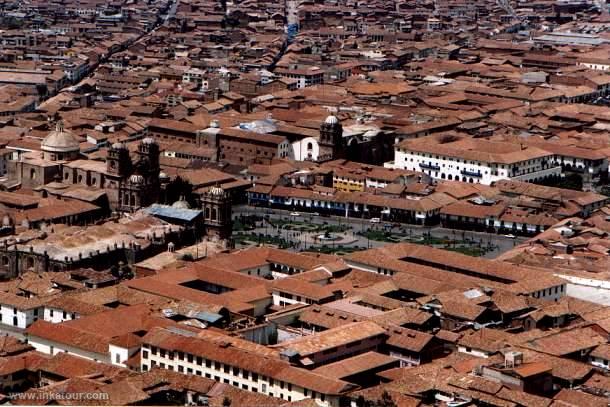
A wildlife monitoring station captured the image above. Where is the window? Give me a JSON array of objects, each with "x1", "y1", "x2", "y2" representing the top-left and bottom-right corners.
[
  {"x1": 206, "y1": 360, "x2": 211, "y2": 368},
  {"x1": 233, "y1": 366, "x2": 239, "y2": 375},
  {"x1": 115, "y1": 354, "x2": 120, "y2": 364},
  {"x1": 252, "y1": 373, "x2": 258, "y2": 382},
  {"x1": 187, "y1": 354, "x2": 193, "y2": 363},
  {"x1": 223, "y1": 364, "x2": 230, "y2": 373},
  {"x1": 142, "y1": 350, "x2": 148, "y2": 359},
  {"x1": 178, "y1": 366, "x2": 184, "y2": 373}
]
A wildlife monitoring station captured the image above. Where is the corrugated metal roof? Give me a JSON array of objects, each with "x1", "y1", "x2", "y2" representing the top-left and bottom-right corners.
[{"x1": 145, "y1": 204, "x2": 202, "y2": 222}]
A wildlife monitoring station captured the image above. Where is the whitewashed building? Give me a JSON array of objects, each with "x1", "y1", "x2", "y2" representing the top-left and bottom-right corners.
[{"x1": 387, "y1": 134, "x2": 561, "y2": 185}]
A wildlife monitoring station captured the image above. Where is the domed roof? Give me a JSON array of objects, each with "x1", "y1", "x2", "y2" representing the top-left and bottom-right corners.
[
  {"x1": 42, "y1": 121, "x2": 80, "y2": 153},
  {"x1": 324, "y1": 115, "x2": 340, "y2": 125},
  {"x1": 209, "y1": 186, "x2": 225, "y2": 196},
  {"x1": 172, "y1": 199, "x2": 191, "y2": 209},
  {"x1": 129, "y1": 174, "x2": 144, "y2": 184}
]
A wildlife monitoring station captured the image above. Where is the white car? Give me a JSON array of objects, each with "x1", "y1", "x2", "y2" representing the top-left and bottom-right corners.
[
  {"x1": 290, "y1": 212, "x2": 301, "y2": 217},
  {"x1": 370, "y1": 217, "x2": 381, "y2": 223},
  {"x1": 503, "y1": 234, "x2": 516, "y2": 239}
]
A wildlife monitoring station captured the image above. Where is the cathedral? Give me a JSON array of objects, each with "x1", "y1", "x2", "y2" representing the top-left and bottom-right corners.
[{"x1": 8, "y1": 121, "x2": 161, "y2": 212}]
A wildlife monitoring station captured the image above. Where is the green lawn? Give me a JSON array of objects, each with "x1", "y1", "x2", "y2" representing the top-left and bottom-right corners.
[
  {"x1": 358, "y1": 230, "x2": 492, "y2": 257},
  {"x1": 269, "y1": 219, "x2": 350, "y2": 233},
  {"x1": 233, "y1": 233, "x2": 293, "y2": 249},
  {"x1": 306, "y1": 245, "x2": 366, "y2": 255}
]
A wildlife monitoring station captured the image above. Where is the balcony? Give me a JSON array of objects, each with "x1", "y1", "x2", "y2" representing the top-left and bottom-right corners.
[
  {"x1": 419, "y1": 162, "x2": 440, "y2": 171},
  {"x1": 461, "y1": 169, "x2": 483, "y2": 177}
]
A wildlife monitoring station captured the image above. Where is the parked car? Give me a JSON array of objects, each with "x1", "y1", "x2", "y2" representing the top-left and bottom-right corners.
[{"x1": 370, "y1": 217, "x2": 381, "y2": 223}]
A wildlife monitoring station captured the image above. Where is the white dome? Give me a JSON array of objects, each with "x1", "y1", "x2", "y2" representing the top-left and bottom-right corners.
[
  {"x1": 129, "y1": 174, "x2": 145, "y2": 184},
  {"x1": 42, "y1": 121, "x2": 80, "y2": 153},
  {"x1": 172, "y1": 199, "x2": 190, "y2": 209},
  {"x1": 209, "y1": 186, "x2": 225, "y2": 196},
  {"x1": 324, "y1": 115, "x2": 339, "y2": 125}
]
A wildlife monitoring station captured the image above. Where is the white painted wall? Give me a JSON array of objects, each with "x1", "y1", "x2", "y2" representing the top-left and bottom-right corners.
[
  {"x1": 292, "y1": 137, "x2": 320, "y2": 161},
  {"x1": 391, "y1": 148, "x2": 560, "y2": 185},
  {"x1": 44, "y1": 307, "x2": 77, "y2": 324},
  {"x1": 27, "y1": 335, "x2": 108, "y2": 363},
  {"x1": 0, "y1": 305, "x2": 39, "y2": 329},
  {"x1": 143, "y1": 347, "x2": 340, "y2": 406}
]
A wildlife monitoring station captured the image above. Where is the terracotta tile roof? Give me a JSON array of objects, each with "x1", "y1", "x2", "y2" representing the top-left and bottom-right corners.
[
  {"x1": 143, "y1": 327, "x2": 356, "y2": 395},
  {"x1": 458, "y1": 328, "x2": 515, "y2": 353},
  {"x1": 14, "y1": 199, "x2": 100, "y2": 224},
  {"x1": 520, "y1": 326, "x2": 606, "y2": 356},
  {"x1": 38, "y1": 352, "x2": 126, "y2": 380},
  {"x1": 273, "y1": 321, "x2": 386, "y2": 357},
  {"x1": 385, "y1": 326, "x2": 435, "y2": 353},
  {"x1": 311, "y1": 351, "x2": 398, "y2": 380},
  {"x1": 125, "y1": 278, "x2": 255, "y2": 314},
  {"x1": 45, "y1": 296, "x2": 107, "y2": 316},
  {"x1": 554, "y1": 388, "x2": 608, "y2": 407},
  {"x1": 26, "y1": 320, "x2": 109, "y2": 354},
  {"x1": 397, "y1": 134, "x2": 553, "y2": 164}
]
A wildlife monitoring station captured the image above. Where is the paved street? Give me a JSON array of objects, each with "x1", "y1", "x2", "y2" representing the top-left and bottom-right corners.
[{"x1": 233, "y1": 205, "x2": 526, "y2": 258}]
